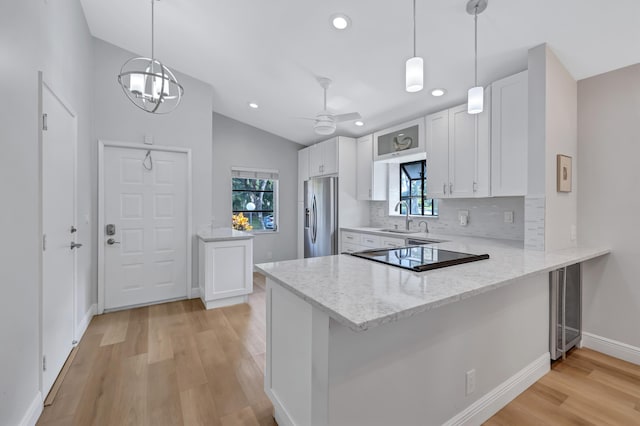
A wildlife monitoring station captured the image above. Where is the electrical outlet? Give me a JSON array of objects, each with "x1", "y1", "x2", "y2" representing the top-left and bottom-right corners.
[
  {"x1": 504, "y1": 211, "x2": 514, "y2": 224},
  {"x1": 144, "y1": 134, "x2": 154, "y2": 145},
  {"x1": 458, "y1": 210, "x2": 469, "y2": 227},
  {"x1": 466, "y1": 369, "x2": 476, "y2": 395},
  {"x1": 570, "y1": 225, "x2": 577, "y2": 241},
  {"x1": 267, "y1": 251, "x2": 273, "y2": 260}
]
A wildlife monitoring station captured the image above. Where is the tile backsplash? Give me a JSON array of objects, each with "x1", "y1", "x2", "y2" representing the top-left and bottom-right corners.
[{"x1": 369, "y1": 197, "x2": 525, "y2": 241}]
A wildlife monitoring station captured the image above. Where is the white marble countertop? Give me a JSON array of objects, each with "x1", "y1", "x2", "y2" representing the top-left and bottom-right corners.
[
  {"x1": 197, "y1": 227, "x2": 254, "y2": 242},
  {"x1": 255, "y1": 230, "x2": 610, "y2": 332}
]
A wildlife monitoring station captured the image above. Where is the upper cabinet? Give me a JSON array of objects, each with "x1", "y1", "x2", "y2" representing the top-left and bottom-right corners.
[
  {"x1": 356, "y1": 134, "x2": 387, "y2": 201},
  {"x1": 309, "y1": 137, "x2": 338, "y2": 177},
  {"x1": 425, "y1": 101, "x2": 490, "y2": 198},
  {"x1": 373, "y1": 117, "x2": 426, "y2": 163},
  {"x1": 298, "y1": 147, "x2": 310, "y2": 201},
  {"x1": 491, "y1": 70, "x2": 528, "y2": 196}
]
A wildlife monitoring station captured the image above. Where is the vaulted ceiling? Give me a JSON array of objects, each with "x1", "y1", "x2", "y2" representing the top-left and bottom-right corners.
[{"x1": 80, "y1": 0, "x2": 640, "y2": 145}]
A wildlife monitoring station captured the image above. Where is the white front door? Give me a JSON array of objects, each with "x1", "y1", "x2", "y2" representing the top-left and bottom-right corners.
[
  {"x1": 42, "y1": 82, "x2": 77, "y2": 396},
  {"x1": 103, "y1": 146, "x2": 188, "y2": 310}
]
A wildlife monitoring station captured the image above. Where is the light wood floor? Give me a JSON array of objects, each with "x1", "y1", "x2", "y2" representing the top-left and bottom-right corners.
[
  {"x1": 39, "y1": 272, "x2": 640, "y2": 426},
  {"x1": 486, "y1": 348, "x2": 640, "y2": 425},
  {"x1": 38, "y1": 273, "x2": 275, "y2": 426}
]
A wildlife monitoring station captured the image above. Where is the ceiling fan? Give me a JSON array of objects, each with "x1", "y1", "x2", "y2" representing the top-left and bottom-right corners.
[{"x1": 298, "y1": 77, "x2": 362, "y2": 135}]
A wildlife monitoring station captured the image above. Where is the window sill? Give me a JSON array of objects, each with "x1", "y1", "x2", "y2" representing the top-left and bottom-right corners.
[
  {"x1": 250, "y1": 230, "x2": 279, "y2": 235},
  {"x1": 388, "y1": 214, "x2": 438, "y2": 219}
]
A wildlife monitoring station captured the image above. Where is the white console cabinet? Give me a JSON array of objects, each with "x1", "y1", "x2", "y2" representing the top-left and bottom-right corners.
[{"x1": 198, "y1": 228, "x2": 254, "y2": 309}]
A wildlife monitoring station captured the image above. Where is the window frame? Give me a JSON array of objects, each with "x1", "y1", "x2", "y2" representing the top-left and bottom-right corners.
[
  {"x1": 231, "y1": 167, "x2": 279, "y2": 233},
  {"x1": 398, "y1": 160, "x2": 437, "y2": 217}
]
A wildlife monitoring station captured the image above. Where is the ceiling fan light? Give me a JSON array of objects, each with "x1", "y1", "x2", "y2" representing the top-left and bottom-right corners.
[
  {"x1": 468, "y1": 86, "x2": 484, "y2": 114},
  {"x1": 314, "y1": 116, "x2": 337, "y2": 135},
  {"x1": 405, "y1": 56, "x2": 424, "y2": 93}
]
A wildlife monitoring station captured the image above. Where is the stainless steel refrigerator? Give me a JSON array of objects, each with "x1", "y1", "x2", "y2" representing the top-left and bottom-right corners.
[{"x1": 304, "y1": 177, "x2": 338, "y2": 258}]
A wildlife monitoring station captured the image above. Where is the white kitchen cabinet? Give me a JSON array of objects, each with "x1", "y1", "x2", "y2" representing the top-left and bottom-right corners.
[
  {"x1": 425, "y1": 110, "x2": 449, "y2": 198},
  {"x1": 356, "y1": 134, "x2": 387, "y2": 201},
  {"x1": 425, "y1": 102, "x2": 491, "y2": 198},
  {"x1": 198, "y1": 230, "x2": 253, "y2": 309},
  {"x1": 298, "y1": 147, "x2": 310, "y2": 202},
  {"x1": 309, "y1": 137, "x2": 338, "y2": 177},
  {"x1": 491, "y1": 70, "x2": 528, "y2": 196},
  {"x1": 340, "y1": 230, "x2": 405, "y2": 253},
  {"x1": 373, "y1": 117, "x2": 426, "y2": 163}
]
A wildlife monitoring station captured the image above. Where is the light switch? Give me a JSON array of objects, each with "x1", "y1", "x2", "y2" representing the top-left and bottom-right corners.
[
  {"x1": 144, "y1": 134, "x2": 154, "y2": 145},
  {"x1": 504, "y1": 211, "x2": 514, "y2": 224}
]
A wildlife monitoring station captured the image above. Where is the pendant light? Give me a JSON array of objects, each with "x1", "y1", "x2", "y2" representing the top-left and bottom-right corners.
[
  {"x1": 117, "y1": 0, "x2": 184, "y2": 114},
  {"x1": 405, "y1": 0, "x2": 423, "y2": 92},
  {"x1": 467, "y1": 0, "x2": 487, "y2": 114}
]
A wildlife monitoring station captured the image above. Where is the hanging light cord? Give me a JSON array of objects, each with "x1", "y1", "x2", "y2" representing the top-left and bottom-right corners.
[
  {"x1": 143, "y1": 150, "x2": 153, "y2": 171},
  {"x1": 474, "y1": 5, "x2": 478, "y2": 86},
  {"x1": 151, "y1": 0, "x2": 155, "y2": 63},
  {"x1": 412, "y1": 0, "x2": 417, "y2": 57}
]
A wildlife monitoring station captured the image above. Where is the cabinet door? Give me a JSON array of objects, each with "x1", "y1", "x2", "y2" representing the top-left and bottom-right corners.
[
  {"x1": 373, "y1": 117, "x2": 426, "y2": 163},
  {"x1": 448, "y1": 104, "x2": 476, "y2": 198},
  {"x1": 356, "y1": 135, "x2": 387, "y2": 200},
  {"x1": 425, "y1": 110, "x2": 449, "y2": 198},
  {"x1": 475, "y1": 86, "x2": 491, "y2": 197},
  {"x1": 298, "y1": 147, "x2": 310, "y2": 201},
  {"x1": 356, "y1": 136, "x2": 373, "y2": 200},
  {"x1": 309, "y1": 143, "x2": 323, "y2": 177},
  {"x1": 322, "y1": 137, "x2": 339, "y2": 175},
  {"x1": 491, "y1": 70, "x2": 528, "y2": 196}
]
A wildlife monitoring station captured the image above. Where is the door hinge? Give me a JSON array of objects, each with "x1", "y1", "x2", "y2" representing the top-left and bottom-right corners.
[
  {"x1": 42, "y1": 113, "x2": 48, "y2": 131},
  {"x1": 42, "y1": 234, "x2": 47, "y2": 251},
  {"x1": 43, "y1": 356, "x2": 47, "y2": 371}
]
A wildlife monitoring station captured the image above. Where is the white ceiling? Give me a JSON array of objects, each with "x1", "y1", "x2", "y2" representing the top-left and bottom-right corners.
[{"x1": 80, "y1": 0, "x2": 640, "y2": 145}]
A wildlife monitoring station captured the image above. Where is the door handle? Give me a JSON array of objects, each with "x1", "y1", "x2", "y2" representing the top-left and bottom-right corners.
[
  {"x1": 107, "y1": 238, "x2": 120, "y2": 245},
  {"x1": 312, "y1": 196, "x2": 318, "y2": 244},
  {"x1": 70, "y1": 242, "x2": 83, "y2": 250}
]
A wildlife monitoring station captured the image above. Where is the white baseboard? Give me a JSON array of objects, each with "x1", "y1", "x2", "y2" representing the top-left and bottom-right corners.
[
  {"x1": 443, "y1": 352, "x2": 550, "y2": 426},
  {"x1": 75, "y1": 303, "x2": 97, "y2": 343},
  {"x1": 202, "y1": 294, "x2": 248, "y2": 309},
  {"x1": 19, "y1": 391, "x2": 43, "y2": 426},
  {"x1": 582, "y1": 332, "x2": 640, "y2": 366},
  {"x1": 190, "y1": 287, "x2": 200, "y2": 298}
]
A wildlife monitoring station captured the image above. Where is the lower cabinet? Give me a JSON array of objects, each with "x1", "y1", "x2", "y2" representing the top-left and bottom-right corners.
[
  {"x1": 198, "y1": 236, "x2": 253, "y2": 309},
  {"x1": 341, "y1": 230, "x2": 405, "y2": 253}
]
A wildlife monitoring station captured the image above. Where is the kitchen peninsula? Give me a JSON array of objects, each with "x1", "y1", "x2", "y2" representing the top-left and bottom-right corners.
[{"x1": 255, "y1": 233, "x2": 609, "y2": 425}]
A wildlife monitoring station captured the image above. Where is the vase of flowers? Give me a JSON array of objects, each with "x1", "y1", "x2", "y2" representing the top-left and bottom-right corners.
[{"x1": 232, "y1": 213, "x2": 253, "y2": 231}]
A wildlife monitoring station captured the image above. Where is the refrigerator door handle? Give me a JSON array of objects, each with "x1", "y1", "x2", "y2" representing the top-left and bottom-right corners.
[
  {"x1": 304, "y1": 208, "x2": 310, "y2": 229},
  {"x1": 312, "y1": 195, "x2": 318, "y2": 244}
]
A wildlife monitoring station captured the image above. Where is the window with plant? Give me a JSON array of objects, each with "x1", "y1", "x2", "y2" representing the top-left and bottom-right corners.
[
  {"x1": 231, "y1": 168, "x2": 278, "y2": 232},
  {"x1": 399, "y1": 160, "x2": 437, "y2": 216}
]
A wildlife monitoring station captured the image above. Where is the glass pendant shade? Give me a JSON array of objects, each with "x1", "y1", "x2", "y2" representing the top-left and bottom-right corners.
[
  {"x1": 467, "y1": 86, "x2": 484, "y2": 114},
  {"x1": 405, "y1": 56, "x2": 424, "y2": 93},
  {"x1": 118, "y1": 57, "x2": 183, "y2": 114}
]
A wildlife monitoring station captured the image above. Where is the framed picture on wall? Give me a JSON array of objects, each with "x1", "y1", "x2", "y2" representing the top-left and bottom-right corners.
[{"x1": 557, "y1": 154, "x2": 572, "y2": 192}]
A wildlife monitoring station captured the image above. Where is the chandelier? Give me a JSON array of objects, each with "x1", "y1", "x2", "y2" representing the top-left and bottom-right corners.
[{"x1": 117, "y1": 0, "x2": 184, "y2": 114}]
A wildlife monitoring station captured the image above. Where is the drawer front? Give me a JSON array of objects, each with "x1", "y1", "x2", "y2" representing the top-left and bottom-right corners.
[
  {"x1": 342, "y1": 242, "x2": 365, "y2": 254},
  {"x1": 381, "y1": 237, "x2": 405, "y2": 248},
  {"x1": 360, "y1": 234, "x2": 382, "y2": 248},
  {"x1": 342, "y1": 231, "x2": 361, "y2": 245}
]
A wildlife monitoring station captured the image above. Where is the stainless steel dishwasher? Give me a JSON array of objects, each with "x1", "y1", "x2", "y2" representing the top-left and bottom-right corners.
[{"x1": 549, "y1": 263, "x2": 581, "y2": 360}]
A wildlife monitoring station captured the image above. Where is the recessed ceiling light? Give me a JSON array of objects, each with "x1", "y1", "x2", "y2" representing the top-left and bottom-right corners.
[
  {"x1": 248, "y1": 102, "x2": 259, "y2": 109},
  {"x1": 431, "y1": 89, "x2": 447, "y2": 97},
  {"x1": 354, "y1": 120, "x2": 364, "y2": 127},
  {"x1": 331, "y1": 14, "x2": 351, "y2": 30}
]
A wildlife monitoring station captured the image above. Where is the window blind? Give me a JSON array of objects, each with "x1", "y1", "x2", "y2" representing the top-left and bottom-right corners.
[{"x1": 231, "y1": 167, "x2": 279, "y2": 180}]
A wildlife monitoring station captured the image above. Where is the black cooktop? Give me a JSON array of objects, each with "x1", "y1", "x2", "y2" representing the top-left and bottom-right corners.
[{"x1": 351, "y1": 246, "x2": 489, "y2": 272}]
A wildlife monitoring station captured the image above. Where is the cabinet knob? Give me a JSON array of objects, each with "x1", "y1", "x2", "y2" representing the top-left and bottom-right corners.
[
  {"x1": 443, "y1": 183, "x2": 447, "y2": 194},
  {"x1": 473, "y1": 181, "x2": 478, "y2": 192}
]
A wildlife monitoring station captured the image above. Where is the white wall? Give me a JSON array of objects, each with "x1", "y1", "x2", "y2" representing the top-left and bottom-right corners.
[
  {"x1": 525, "y1": 44, "x2": 578, "y2": 252},
  {"x1": 92, "y1": 38, "x2": 214, "y2": 291},
  {"x1": 578, "y1": 63, "x2": 640, "y2": 349},
  {"x1": 543, "y1": 47, "x2": 578, "y2": 252},
  {"x1": 212, "y1": 113, "x2": 302, "y2": 264},
  {"x1": 0, "y1": 0, "x2": 93, "y2": 424}
]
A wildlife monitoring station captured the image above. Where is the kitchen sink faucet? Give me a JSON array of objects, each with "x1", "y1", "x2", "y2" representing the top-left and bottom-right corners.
[{"x1": 394, "y1": 201, "x2": 413, "y2": 230}]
